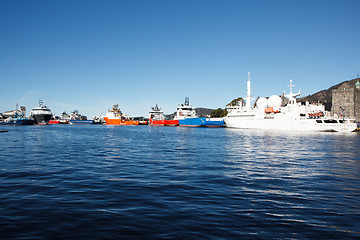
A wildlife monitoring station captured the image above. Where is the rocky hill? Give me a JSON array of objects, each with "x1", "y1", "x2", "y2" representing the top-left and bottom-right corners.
[
  {"x1": 297, "y1": 77, "x2": 359, "y2": 111},
  {"x1": 298, "y1": 77, "x2": 358, "y2": 103}
]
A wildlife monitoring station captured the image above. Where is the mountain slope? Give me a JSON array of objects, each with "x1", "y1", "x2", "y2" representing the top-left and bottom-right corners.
[{"x1": 298, "y1": 78, "x2": 359, "y2": 103}]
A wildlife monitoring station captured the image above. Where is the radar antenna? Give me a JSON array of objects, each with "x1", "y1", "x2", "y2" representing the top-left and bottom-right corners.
[{"x1": 185, "y1": 97, "x2": 189, "y2": 106}]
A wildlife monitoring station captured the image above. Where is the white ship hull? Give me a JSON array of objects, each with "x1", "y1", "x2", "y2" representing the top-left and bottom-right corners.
[
  {"x1": 224, "y1": 114, "x2": 357, "y2": 132},
  {"x1": 224, "y1": 75, "x2": 357, "y2": 133}
]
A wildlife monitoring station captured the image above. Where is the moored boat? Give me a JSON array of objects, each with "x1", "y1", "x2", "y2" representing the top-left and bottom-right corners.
[
  {"x1": 174, "y1": 97, "x2": 224, "y2": 127},
  {"x1": 0, "y1": 117, "x2": 35, "y2": 125},
  {"x1": 58, "y1": 111, "x2": 70, "y2": 124},
  {"x1": 149, "y1": 104, "x2": 178, "y2": 126},
  {"x1": 224, "y1": 73, "x2": 357, "y2": 132},
  {"x1": 68, "y1": 110, "x2": 92, "y2": 124},
  {"x1": 29, "y1": 100, "x2": 52, "y2": 125},
  {"x1": 103, "y1": 104, "x2": 139, "y2": 125},
  {"x1": 69, "y1": 119, "x2": 93, "y2": 124},
  {"x1": 203, "y1": 117, "x2": 224, "y2": 127},
  {"x1": 15, "y1": 118, "x2": 35, "y2": 125},
  {"x1": 92, "y1": 114, "x2": 105, "y2": 124},
  {"x1": 59, "y1": 119, "x2": 69, "y2": 124},
  {"x1": 0, "y1": 104, "x2": 35, "y2": 125},
  {"x1": 49, "y1": 120, "x2": 60, "y2": 124}
]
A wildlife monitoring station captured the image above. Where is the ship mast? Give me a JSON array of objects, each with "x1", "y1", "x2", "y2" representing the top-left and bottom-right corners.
[
  {"x1": 245, "y1": 72, "x2": 252, "y2": 110},
  {"x1": 284, "y1": 79, "x2": 301, "y2": 104},
  {"x1": 289, "y1": 79, "x2": 294, "y2": 95}
]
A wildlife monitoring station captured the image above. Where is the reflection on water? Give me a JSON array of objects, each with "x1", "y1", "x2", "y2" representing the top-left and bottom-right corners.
[{"x1": 0, "y1": 125, "x2": 359, "y2": 239}]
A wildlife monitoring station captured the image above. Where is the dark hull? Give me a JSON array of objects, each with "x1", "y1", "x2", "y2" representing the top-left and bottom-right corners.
[
  {"x1": 0, "y1": 119, "x2": 35, "y2": 125},
  {"x1": 15, "y1": 119, "x2": 35, "y2": 125},
  {"x1": 33, "y1": 114, "x2": 52, "y2": 125},
  {"x1": 69, "y1": 120, "x2": 93, "y2": 124}
]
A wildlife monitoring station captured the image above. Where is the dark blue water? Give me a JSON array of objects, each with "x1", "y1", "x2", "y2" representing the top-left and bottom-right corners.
[{"x1": 1, "y1": 125, "x2": 359, "y2": 239}]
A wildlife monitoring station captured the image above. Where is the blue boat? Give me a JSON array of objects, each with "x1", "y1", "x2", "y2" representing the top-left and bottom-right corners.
[
  {"x1": 68, "y1": 110, "x2": 93, "y2": 124},
  {"x1": 0, "y1": 118, "x2": 35, "y2": 125},
  {"x1": 204, "y1": 118, "x2": 224, "y2": 127},
  {"x1": 174, "y1": 98, "x2": 224, "y2": 127},
  {"x1": 0, "y1": 108, "x2": 35, "y2": 125},
  {"x1": 178, "y1": 117, "x2": 224, "y2": 127},
  {"x1": 14, "y1": 118, "x2": 36, "y2": 125},
  {"x1": 69, "y1": 119, "x2": 93, "y2": 124}
]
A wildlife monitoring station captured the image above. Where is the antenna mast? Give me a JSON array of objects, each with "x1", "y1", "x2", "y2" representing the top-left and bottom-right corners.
[
  {"x1": 289, "y1": 79, "x2": 294, "y2": 95},
  {"x1": 245, "y1": 72, "x2": 252, "y2": 110}
]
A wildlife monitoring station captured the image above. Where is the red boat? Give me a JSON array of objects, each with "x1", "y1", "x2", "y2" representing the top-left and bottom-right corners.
[
  {"x1": 149, "y1": 119, "x2": 179, "y2": 126},
  {"x1": 48, "y1": 120, "x2": 60, "y2": 124},
  {"x1": 149, "y1": 104, "x2": 179, "y2": 126}
]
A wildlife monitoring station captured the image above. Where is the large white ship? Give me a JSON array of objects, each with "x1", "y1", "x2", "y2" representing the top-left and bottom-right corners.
[
  {"x1": 224, "y1": 73, "x2": 357, "y2": 132},
  {"x1": 29, "y1": 100, "x2": 53, "y2": 125}
]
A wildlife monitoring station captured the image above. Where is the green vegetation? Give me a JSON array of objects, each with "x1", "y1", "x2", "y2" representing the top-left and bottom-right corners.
[
  {"x1": 210, "y1": 108, "x2": 227, "y2": 118},
  {"x1": 227, "y1": 97, "x2": 243, "y2": 106},
  {"x1": 210, "y1": 97, "x2": 244, "y2": 118}
]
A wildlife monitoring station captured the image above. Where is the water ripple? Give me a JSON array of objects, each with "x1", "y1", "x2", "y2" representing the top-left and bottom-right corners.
[{"x1": 0, "y1": 125, "x2": 359, "y2": 239}]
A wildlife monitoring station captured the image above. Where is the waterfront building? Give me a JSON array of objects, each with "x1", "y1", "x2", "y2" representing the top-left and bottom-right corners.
[{"x1": 331, "y1": 75, "x2": 360, "y2": 121}]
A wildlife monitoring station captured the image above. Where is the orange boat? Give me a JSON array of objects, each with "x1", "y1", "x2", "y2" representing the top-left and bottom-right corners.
[{"x1": 103, "y1": 104, "x2": 139, "y2": 125}]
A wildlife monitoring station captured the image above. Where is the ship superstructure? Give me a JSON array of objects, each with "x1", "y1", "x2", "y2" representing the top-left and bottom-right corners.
[
  {"x1": 29, "y1": 100, "x2": 53, "y2": 125},
  {"x1": 174, "y1": 97, "x2": 224, "y2": 127},
  {"x1": 149, "y1": 104, "x2": 178, "y2": 126},
  {"x1": 103, "y1": 104, "x2": 139, "y2": 125},
  {"x1": 174, "y1": 97, "x2": 197, "y2": 120},
  {"x1": 224, "y1": 73, "x2": 357, "y2": 132}
]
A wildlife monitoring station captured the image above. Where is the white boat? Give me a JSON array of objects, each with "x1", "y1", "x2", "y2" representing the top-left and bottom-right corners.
[
  {"x1": 174, "y1": 97, "x2": 197, "y2": 120},
  {"x1": 174, "y1": 97, "x2": 224, "y2": 127},
  {"x1": 29, "y1": 100, "x2": 53, "y2": 125},
  {"x1": 224, "y1": 73, "x2": 357, "y2": 132}
]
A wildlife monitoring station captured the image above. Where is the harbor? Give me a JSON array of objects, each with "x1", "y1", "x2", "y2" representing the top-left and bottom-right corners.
[
  {"x1": 1, "y1": 1, "x2": 360, "y2": 238},
  {"x1": 1, "y1": 75, "x2": 359, "y2": 132},
  {"x1": 1, "y1": 123, "x2": 359, "y2": 239}
]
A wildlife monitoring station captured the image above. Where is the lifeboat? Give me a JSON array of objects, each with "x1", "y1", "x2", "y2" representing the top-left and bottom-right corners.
[
  {"x1": 308, "y1": 112, "x2": 324, "y2": 118},
  {"x1": 264, "y1": 107, "x2": 280, "y2": 114}
]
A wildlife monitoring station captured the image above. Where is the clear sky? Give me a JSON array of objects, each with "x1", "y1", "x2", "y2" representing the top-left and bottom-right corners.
[{"x1": 1, "y1": 0, "x2": 359, "y2": 118}]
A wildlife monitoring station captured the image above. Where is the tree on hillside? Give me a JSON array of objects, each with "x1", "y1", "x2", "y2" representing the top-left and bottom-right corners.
[
  {"x1": 210, "y1": 108, "x2": 227, "y2": 118},
  {"x1": 227, "y1": 97, "x2": 243, "y2": 106}
]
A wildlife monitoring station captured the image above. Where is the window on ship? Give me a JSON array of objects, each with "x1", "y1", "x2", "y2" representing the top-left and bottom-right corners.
[
  {"x1": 324, "y1": 119, "x2": 338, "y2": 123},
  {"x1": 316, "y1": 120, "x2": 323, "y2": 123}
]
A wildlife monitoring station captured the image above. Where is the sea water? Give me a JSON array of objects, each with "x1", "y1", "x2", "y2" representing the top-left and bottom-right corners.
[{"x1": 0, "y1": 125, "x2": 359, "y2": 239}]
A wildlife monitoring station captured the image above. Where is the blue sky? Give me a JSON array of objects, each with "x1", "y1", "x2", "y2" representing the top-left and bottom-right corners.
[{"x1": 1, "y1": 0, "x2": 359, "y2": 117}]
